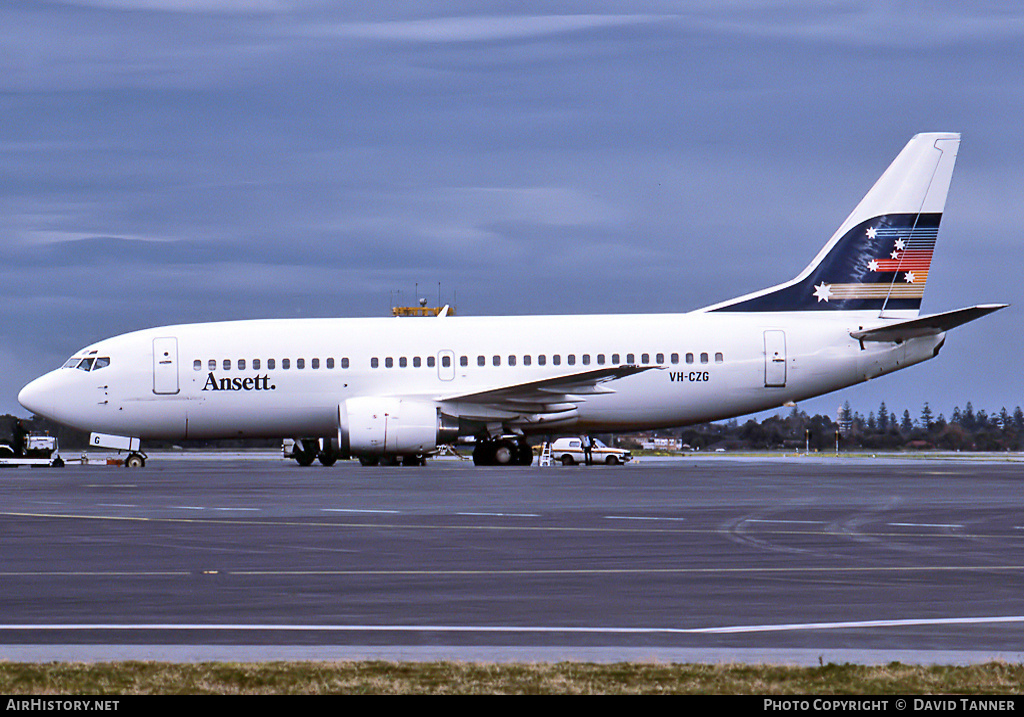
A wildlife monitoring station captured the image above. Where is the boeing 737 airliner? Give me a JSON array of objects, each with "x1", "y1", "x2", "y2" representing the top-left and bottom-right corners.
[{"x1": 17, "y1": 133, "x2": 1005, "y2": 467}]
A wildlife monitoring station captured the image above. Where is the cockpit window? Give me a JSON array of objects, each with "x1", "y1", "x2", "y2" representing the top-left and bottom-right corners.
[{"x1": 63, "y1": 356, "x2": 110, "y2": 371}]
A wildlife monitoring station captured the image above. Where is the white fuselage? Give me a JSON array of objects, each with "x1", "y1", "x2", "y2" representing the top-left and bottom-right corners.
[{"x1": 19, "y1": 309, "x2": 942, "y2": 442}]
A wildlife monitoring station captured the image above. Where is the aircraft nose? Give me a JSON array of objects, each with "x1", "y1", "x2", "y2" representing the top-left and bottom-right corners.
[{"x1": 18, "y1": 373, "x2": 55, "y2": 419}]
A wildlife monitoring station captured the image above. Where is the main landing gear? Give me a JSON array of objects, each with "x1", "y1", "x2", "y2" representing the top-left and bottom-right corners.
[
  {"x1": 472, "y1": 436, "x2": 533, "y2": 466},
  {"x1": 288, "y1": 438, "x2": 430, "y2": 467},
  {"x1": 289, "y1": 438, "x2": 343, "y2": 467},
  {"x1": 287, "y1": 436, "x2": 534, "y2": 467}
]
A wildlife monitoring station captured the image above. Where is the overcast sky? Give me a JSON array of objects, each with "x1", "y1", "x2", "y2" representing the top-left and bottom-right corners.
[{"x1": 2, "y1": 1, "x2": 1022, "y2": 424}]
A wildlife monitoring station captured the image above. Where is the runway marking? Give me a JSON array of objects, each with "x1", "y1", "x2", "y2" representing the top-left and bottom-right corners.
[
  {"x1": 456, "y1": 512, "x2": 541, "y2": 518},
  {"x1": 1, "y1": 615, "x2": 1022, "y2": 635},
  {"x1": 0, "y1": 572, "x2": 191, "y2": 577},
  {"x1": 1, "y1": 510, "x2": 1021, "y2": 541},
  {"x1": 744, "y1": 519, "x2": 826, "y2": 525},
  {"x1": 323, "y1": 508, "x2": 401, "y2": 514},
  {"x1": 169, "y1": 506, "x2": 260, "y2": 512},
  {"x1": 888, "y1": 522, "x2": 963, "y2": 529},
  {"x1": 604, "y1": 516, "x2": 686, "y2": 522},
  {"x1": 1, "y1": 510, "x2": 708, "y2": 533},
  {"x1": 681, "y1": 616, "x2": 1024, "y2": 634},
  {"x1": 226, "y1": 565, "x2": 1024, "y2": 576},
  {"x1": 6, "y1": 565, "x2": 1024, "y2": 578}
]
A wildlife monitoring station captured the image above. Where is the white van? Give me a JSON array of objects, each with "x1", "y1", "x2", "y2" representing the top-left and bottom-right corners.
[{"x1": 549, "y1": 437, "x2": 632, "y2": 465}]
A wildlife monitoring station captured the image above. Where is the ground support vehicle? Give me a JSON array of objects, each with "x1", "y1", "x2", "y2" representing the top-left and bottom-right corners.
[
  {"x1": 549, "y1": 437, "x2": 631, "y2": 466},
  {"x1": 0, "y1": 433, "x2": 64, "y2": 467}
]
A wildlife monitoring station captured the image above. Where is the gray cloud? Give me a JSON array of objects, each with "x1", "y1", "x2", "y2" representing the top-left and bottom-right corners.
[
  {"x1": 1, "y1": 1, "x2": 1021, "y2": 421},
  {"x1": 304, "y1": 14, "x2": 660, "y2": 44}
]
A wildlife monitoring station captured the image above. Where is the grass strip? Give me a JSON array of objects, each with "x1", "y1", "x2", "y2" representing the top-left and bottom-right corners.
[{"x1": 1, "y1": 661, "x2": 1024, "y2": 695}]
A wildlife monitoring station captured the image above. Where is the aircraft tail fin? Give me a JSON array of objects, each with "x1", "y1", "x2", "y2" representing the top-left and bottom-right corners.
[{"x1": 708, "y1": 132, "x2": 960, "y2": 315}]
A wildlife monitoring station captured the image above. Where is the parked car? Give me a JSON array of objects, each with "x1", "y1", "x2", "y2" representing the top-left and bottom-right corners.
[{"x1": 549, "y1": 437, "x2": 632, "y2": 465}]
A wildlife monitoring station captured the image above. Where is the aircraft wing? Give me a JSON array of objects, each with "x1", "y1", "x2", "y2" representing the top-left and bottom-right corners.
[
  {"x1": 850, "y1": 304, "x2": 1008, "y2": 342},
  {"x1": 437, "y1": 365, "x2": 658, "y2": 425}
]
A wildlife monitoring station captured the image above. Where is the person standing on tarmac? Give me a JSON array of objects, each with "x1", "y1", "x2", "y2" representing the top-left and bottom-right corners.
[
  {"x1": 12, "y1": 420, "x2": 28, "y2": 457},
  {"x1": 582, "y1": 435, "x2": 593, "y2": 465}
]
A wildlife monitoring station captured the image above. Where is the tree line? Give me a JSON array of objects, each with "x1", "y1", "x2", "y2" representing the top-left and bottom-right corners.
[{"x1": 626, "y1": 401, "x2": 1024, "y2": 452}]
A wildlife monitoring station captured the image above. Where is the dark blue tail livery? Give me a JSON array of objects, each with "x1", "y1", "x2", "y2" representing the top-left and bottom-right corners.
[
  {"x1": 706, "y1": 133, "x2": 959, "y2": 315},
  {"x1": 713, "y1": 212, "x2": 940, "y2": 312}
]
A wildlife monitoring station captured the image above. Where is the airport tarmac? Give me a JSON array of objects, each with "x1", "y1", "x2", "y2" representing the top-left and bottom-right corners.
[{"x1": 2, "y1": 453, "x2": 1024, "y2": 665}]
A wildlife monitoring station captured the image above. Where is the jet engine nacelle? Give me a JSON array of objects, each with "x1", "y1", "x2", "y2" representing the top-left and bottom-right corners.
[{"x1": 339, "y1": 397, "x2": 459, "y2": 456}]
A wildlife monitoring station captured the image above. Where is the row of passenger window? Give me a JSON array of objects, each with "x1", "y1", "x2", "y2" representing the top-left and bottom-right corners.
[
  {"x1": 378, "y1": 352, "x2": 725, "y2": 368},
  {"x1": 195, "y1": 352, "x2": 725, "y2": 372},
  {"x1": 194, "y1": 357, "x2": 350, "y2": 371}
]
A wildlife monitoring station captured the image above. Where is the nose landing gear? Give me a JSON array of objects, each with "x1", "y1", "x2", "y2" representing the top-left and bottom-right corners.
[{"x1": 89, "y1": 432, "x2": 147, "y2": 468}]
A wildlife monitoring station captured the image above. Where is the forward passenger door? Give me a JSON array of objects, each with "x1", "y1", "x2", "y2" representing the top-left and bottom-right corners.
[{"x1": 153, "y1": 337, "x2": 180, "y2": 395}]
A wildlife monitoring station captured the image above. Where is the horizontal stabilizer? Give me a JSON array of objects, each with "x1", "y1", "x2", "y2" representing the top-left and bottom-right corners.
[{"x1": 850, "y1": 304, "x2": 1007, "y2": 342}]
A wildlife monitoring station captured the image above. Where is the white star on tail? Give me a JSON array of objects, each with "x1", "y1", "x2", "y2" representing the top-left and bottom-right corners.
[
  {"x1": 895, "y1": 238, "x2": 906, "y2": 250},
  {"x1": 867, "y1": 226, "x2": 877, "y2": 239},
  {"x1": 813, "y1": 282, "x2": 833, "y2": 302},
  {"x1": 868, "y1": 259, "x2": 879, "y2": 272},
  {"x1": 904, "y1": 272, "x2": 916, "y2": 283}
]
